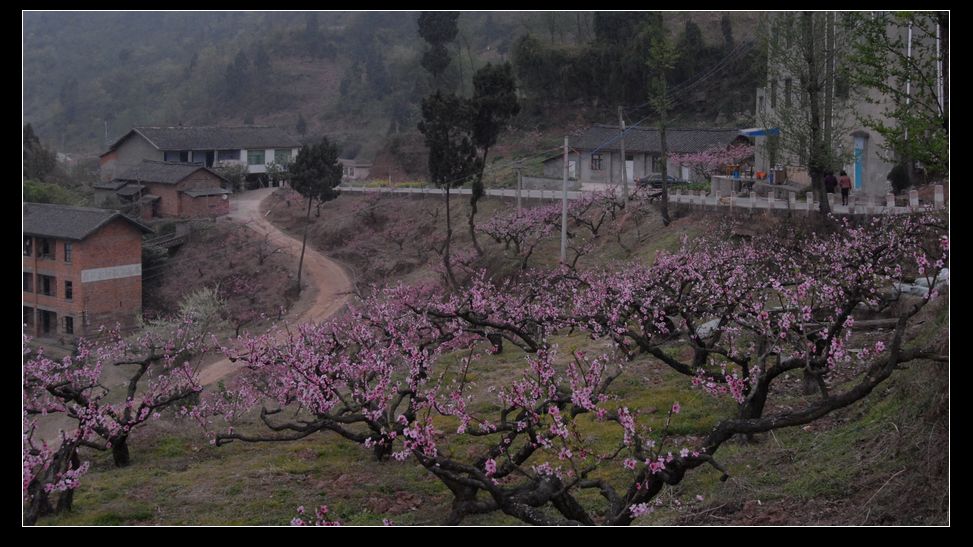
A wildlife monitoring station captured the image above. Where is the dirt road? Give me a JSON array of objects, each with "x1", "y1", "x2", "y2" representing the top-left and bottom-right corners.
[{"x1": 196, "y1": 187, "x2": 353, "y2": 386}]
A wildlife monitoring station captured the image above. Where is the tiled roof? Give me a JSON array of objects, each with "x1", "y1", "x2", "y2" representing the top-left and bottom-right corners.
[
  {"x1": 572, "y1": 125, "x2": 746, "y2": 155},
  {"x1": 107, "y1": 125, "x2": 301, "y2": 152},
  {"x1": 114, "y1": 160, "x2": 225, "y2": 185},
  {"x1": 92, "y1": 180, "x2": 129, "y2": 191},
  {"x1": 23, "y1": 203, "x2": 153, "y2": 241},
  {"x1": 115, "y1": 184, "x2": 147, "y2": 197}
]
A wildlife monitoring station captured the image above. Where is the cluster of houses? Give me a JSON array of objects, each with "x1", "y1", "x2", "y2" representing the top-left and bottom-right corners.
[
  {"x1": 20, "y1": 115, "x2": 884, "y2": 341},
  {"x1": 26, "y1": 10, "x2": 920, "y2": 342},
  {"x1": 24, "y1": 124, "x2": 375, "y2": 340}
]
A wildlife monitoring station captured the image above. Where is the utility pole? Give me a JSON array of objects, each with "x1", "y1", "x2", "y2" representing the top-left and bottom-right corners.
[
  {"x1": 515, "y1": 160, "x2": 523, "y2": 212},
  {"x1": 619, "y1": 106, "x2": 629, "y2": 201},
  {"x1": 560, "y1": 136, "x2": 568, "y2": 265}
]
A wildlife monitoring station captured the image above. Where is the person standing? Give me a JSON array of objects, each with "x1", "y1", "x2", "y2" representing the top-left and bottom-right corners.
[
  {"x1": 824, "y1": 171, "x2": 838, "y2": 196},
  {"x1": 838, "y1": 170, "x2": 852, "y2": 206}
]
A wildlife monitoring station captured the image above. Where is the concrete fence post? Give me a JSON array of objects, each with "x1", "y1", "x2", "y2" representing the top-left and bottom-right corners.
[
  {"x1": 909, "y1": 189, "x2": 920, "y2": 209},
  {"x1": 934, "y1": 185, "x2": 945, "y2": 208},
  {"x1": 886, "y1": 192, "x2": 895, "y2": 209}
]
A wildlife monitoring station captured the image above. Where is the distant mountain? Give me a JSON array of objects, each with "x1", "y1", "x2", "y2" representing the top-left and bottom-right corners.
[{"x1": 23, "y1": 11, "x2": 763, "y2": 165}]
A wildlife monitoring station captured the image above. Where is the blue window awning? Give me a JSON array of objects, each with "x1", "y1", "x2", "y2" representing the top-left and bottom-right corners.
[{"x1": 739, "y1": 127, "x2": 781, "y2": 137}]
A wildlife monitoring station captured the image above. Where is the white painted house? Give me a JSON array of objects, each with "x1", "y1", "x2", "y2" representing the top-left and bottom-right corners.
[
  {"x1": 338, "y1": 158, "x2": 373, "y2": 181},
  {"x1": 542, "y1": 125, "x2": 749, "y2": 185},
  {"x1": 99, "y1": 126, "x2": 302, "y2": 181}
]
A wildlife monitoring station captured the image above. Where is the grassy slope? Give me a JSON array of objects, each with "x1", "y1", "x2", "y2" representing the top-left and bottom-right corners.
[{"x1": 37, "y1": 196, "x2": 948, "y2": 526}]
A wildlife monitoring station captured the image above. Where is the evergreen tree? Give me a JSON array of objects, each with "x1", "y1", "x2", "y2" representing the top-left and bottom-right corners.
[{"x1": 290, "y1": 137, "x2": 343, "y2": 292}]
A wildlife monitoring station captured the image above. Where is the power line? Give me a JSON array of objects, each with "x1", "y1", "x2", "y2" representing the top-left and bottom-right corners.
[{"x1": 589, "y1": 41, "x2": 757, "y2": 157}]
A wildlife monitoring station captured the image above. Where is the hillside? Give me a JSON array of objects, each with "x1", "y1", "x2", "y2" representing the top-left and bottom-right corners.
[
  {"x1": 24, "y1": 11, "x2": 764, "y2": 170},
  {"x1": 31, "y1": 189, "x2": 949, "y2": 526}
]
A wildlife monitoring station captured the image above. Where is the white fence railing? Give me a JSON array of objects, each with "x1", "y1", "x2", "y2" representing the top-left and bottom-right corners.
[{"x1": 336, "y1": 182, "x2": 947, "y2": 215}]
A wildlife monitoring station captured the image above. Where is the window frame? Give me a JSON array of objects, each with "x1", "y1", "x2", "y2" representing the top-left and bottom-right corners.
[
  {"x1": 247, "y1": 149, "x2": 266, "y2": 166},
  {"x1": 218, "y1": 149, "x2": 241, "y2": 162},
  {"x1": 39, "y1": 238, "x2": 54, "y2": 260},
  {"x1": 591, "y1": 153, "x2": 603, "y2": 171},
  {"x1": 39, "y1": 274, "x2": 56, "y2": 297}
]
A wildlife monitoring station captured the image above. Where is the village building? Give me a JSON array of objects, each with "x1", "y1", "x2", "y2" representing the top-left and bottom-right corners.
[
  {"x1": 23, "y1": 203, "x2": 152, "y2": 339},
  {"x1": 99, "y1": 125, "x2": 302, "y2": 183},
  {"x1": 542, "y1": 125, "x2": 749, "y2": 186},
  {"x1": 93, "y1": 160, "x2": 231, "y2": 219},
  {"x1": 749, "y1": 13, "x2": 946, "y2": 197},
  {"x1": 338, "y1": 158, "x2": 373, "y2": 181}
]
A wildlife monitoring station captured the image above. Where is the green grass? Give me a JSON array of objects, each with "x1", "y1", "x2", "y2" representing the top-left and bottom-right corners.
[{"x1": 33, "y1": 195, "x2": 948, "y2": 526}]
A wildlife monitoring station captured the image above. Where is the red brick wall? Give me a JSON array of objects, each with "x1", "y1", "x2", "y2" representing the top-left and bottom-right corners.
[
  {"x1": 23, "y1": 218, "x2": 143, "y2": 338},
  {"x1": 179, "y1": 170, "x2": 225, "y2": 192},
  {"x1": 178, "y1": 171, "x2": 228, "y2": 218},
  {"x1": 179, "y1": 194, "x2": 229, "y2": 218},
  {"x1": 145, "y1": 171, "x2": 226, "y2": 218},
  {"x1": 145, "y1": 182, "x2": 183, "y2": 217}
]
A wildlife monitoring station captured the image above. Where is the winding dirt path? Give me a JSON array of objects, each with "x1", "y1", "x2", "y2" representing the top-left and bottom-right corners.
[{"x1": 196, "y1": 187, "x2": 353, "y2": 386}]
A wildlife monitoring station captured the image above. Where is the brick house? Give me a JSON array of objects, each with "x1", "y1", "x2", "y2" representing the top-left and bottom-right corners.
[
  {"x1": 23, "y1": 203, "x2": 152, "y2": 339},
  {"x1": 99, "y1": 125, "x2": 302, "y2": 182},
  {"x1": 94, "y1": 160, "x2": 231, "y2": 219},
  {"x1": 542, "y1": 125, "x2": 749, "y2": 184}
]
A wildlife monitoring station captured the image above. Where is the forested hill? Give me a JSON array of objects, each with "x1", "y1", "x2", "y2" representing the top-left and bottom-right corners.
[{"x1": 23, "y1": 11, "x2": 764, "y2": 163}]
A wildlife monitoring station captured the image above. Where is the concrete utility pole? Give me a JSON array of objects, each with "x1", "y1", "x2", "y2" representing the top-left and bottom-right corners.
[
  {"x1": 619, "y1": 106, "x2": 629, "y2": 200},
  {"x1": 560, "y1": 136, "x2": 568, "y2": 264},
  {"x1": 515, "y1": 160, "x2": 523, "y2": 212}
]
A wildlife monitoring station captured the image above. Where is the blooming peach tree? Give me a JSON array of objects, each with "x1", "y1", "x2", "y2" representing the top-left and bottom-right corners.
[
  {"x1": 23, "y1": 299, "x2": 219, "y2": 524},
  {"x1": 668, "y1": 143, "x2": 754, "y2": 181},
  {"x1": 203, "y1": 212, "x2": 947, "y2": 525}
]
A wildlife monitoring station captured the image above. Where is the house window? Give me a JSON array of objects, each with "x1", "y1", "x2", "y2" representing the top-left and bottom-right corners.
[
  {"x1": 591, "y1": 153, "x2": 603, "y2": 171},
  {"x1": 164, "y1": 151, "x2": 190, "y2": 162},
  {"x1": 247, "y1": 150, "x2": 266, "y2": 165},
  {"x1": 65, "y1": 280, "x2": 73, "y2": 301},
  {"x1": 64, "y1": 242, "x2": 72, "y2": 263},
  {"x1": 218, "y1": 149, "x2": 241, "y2": 162},
  {"x1": 24, "y1": 306, "x2": 34, "y2": 329},
  {"x1": 39, "y1": 238, "x2": 54, "y2": 260},
  {"x1": 24, "y1": 236, "x2": 32, "y2": 256},
  {"x1": 274, "y1": 149, "x2": 292, "y2": 165},
  {"x1": 784, "y1": 78, "x2": 792, "y2": 108},
  {"x1": 770, "y1": 80, "x2": 778, "y2": 109},
  {"x1": 24, "y1": 272, "x2": 33, "y2": 292},
  {"x1": 652, "y1": 156, "x2": 664, "y2": 173},
  {"x1": 39, "y1": 275, "x2": 55, "y2": 297},
  {"x1": 64, "y1": 316, "x2": 74, "y2": 335}
]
